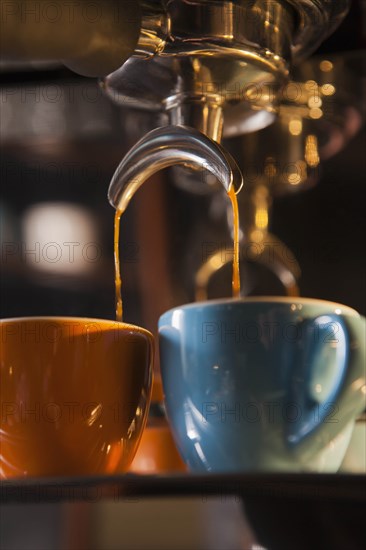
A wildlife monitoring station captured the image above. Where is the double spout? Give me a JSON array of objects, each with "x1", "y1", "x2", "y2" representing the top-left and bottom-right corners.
[
  {"x1": 1, "y1": 0, "x2": 349, "y2": 301},
  {"x1": 108, "y1": 125, "x2": 243, "y2": 213},
  {"x1": 104, "y1": 0, "x2": 348, "y2": 294},
  {"x1": 107, "y1": 123, "x2": 302, "y2": 301}
]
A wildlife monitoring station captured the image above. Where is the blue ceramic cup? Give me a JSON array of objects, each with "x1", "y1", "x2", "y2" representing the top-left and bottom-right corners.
[{"x1": 159, "y1": 298, "x2": 366, "y2": 472}]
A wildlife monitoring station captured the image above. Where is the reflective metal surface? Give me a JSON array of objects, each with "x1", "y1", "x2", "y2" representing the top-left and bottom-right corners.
[
  {"x1": 195, "y1": 181, "x2": 301, "y2": 300},
  {"x1": 240, "y1": 52, "x2": 365, "y2": 193},
  {"x1": 286, "y1": 0, "x2": 350, "y2": 61},
  {"x1": 1, "y1": 0, "x2": 351, "y2": 136},
  {"x1": 1, "y1": 474, "x2": 365, "y2": 550},
  {"x1": 0, "y1": 0, "x2": 142, "y2": 77},
  {"x1": 108, "y1": 125, "x2": 243, "y2": 212},
  {"x1": 172, "y1": 52, "x2": 365, "y2": 195},
  {"x1": 103, "y1": 0, "x2": 350, "y2": 138}
]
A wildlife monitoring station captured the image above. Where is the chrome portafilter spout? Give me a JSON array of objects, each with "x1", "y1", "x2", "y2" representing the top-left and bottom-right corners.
[
  {"x1": 108, "y1": 125, "x2": 243, "y2": 213},
  {"x1": 2, "y1": 0, "x2": 350, "y2": 117},
  {"x1": 103, "y1": 0, "x2": 351, "y2": 141},
  {"x1": 102, "y1": 0, "x2": 350, "y2": 201}
]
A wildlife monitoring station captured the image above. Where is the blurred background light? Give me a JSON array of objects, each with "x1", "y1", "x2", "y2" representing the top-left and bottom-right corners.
[{"x1": 21, "y1": 202, "x2": 99, "y2": 275}]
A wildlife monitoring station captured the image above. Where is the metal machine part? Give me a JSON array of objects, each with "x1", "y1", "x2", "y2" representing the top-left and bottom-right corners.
[
  {"x1": 1, "y1": 0, "x2": 351, "y2": 171},
  {"x1": 172, "y1": 51, "x2": 365, "y2": 196},
  {"x1": 0, "y1": 0, "x2": 144, "y2": 77},
  {"x1": 103, "y1": 0, "x2": 351, "y2": 263},
  {"x1": 1, "y1": 0, "x2": 350, "y2": 133},
  {"x1": 195, "y1": 181, "x2": 301, "y2": 300},
  {"x1": 170, "y1": 49, "x2": 364, "y2": 303},
  {"x1": 108, "y1": 125, "x2": 243, "y2": 213},
  {"x1": 246, "y1": 52, "x2": 365, "y2": 195},
  {"x1": 0, "y1": 0, "x2": 353, "y2": 308},
  {"x1": 103, "y1": 0, "x2": 350, "y2": 139},
  {"x1": 194, "y1": 235, "x2": 301, "y2": 299}
]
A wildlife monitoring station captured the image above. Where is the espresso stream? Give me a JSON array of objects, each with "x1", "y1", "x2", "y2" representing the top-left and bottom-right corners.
[
  {"x1": 114, "y1": 184, "x2": 241, "y2": 320},
  {"x1": 228, "y1": 183, "x2": 241, "y2": 299},
  {"x1": 0, "y1": 182, "x2": 240, "y2": 478},
  {"x1": 114, "y1": 209, "x2": 123, "y2": 321}
]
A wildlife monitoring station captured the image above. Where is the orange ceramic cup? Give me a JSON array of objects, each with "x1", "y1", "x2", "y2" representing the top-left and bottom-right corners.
[{"x1": 0, "y1": 317, "x2": 154, "y2": 478}]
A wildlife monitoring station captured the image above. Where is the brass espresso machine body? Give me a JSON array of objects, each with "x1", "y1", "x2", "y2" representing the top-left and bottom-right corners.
[{"x1": 1, "y1": 0, "x2": 364, "y2": 326}]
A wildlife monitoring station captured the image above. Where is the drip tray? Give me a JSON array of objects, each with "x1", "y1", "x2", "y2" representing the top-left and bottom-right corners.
[{"x1": 1, "y1": 473, "x2": 365, "y2": 550}]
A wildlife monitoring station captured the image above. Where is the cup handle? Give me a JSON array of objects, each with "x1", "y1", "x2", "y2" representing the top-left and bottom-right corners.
[{"x1": 286, "y1": 313, "x2": 366, "y2": 450}]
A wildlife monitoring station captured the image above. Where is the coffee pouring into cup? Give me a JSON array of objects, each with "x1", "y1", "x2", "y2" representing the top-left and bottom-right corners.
[
  {"x1": 2, "y1": 0, "x2": 361, "y2": 480},
  {"x1": 108, "y1": 121, "x2": 365, "y2": 474}
]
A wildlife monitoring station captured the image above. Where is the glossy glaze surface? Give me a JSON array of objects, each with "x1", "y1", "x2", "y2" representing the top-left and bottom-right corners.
[
  {"x1": 159, "y1": 298, "x2": 366, "y2": 472},
  {"x1": 0, "y1": 317, "x2": 154, "y2": 478}
]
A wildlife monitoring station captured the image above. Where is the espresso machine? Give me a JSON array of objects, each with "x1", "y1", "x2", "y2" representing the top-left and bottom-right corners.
[
  {"x1": 1, "y1": 0, "x2": 364, "y2": 321},
  {"x1": 1, "y1": 2, "x2": 365, "y2": 549}
]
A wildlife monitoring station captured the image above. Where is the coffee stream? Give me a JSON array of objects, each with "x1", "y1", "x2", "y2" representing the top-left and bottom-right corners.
[
  {"x1": 114, "y1": 183, "x2": 241, "y2": 321},
  {"x1": 114, "y1": 209, "x2": 123, "y2": 322},
  {"x1": 228, "y1": 183, "x2": 241, "y2": 299}
]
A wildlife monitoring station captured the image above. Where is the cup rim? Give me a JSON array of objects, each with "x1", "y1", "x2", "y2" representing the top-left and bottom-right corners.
[
  {"x1": 0, "y1": 316, "x2": 154, "y2": 339},
  {"x1": 159, "y1": 296, "x2": 361, "y2": 320}
]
